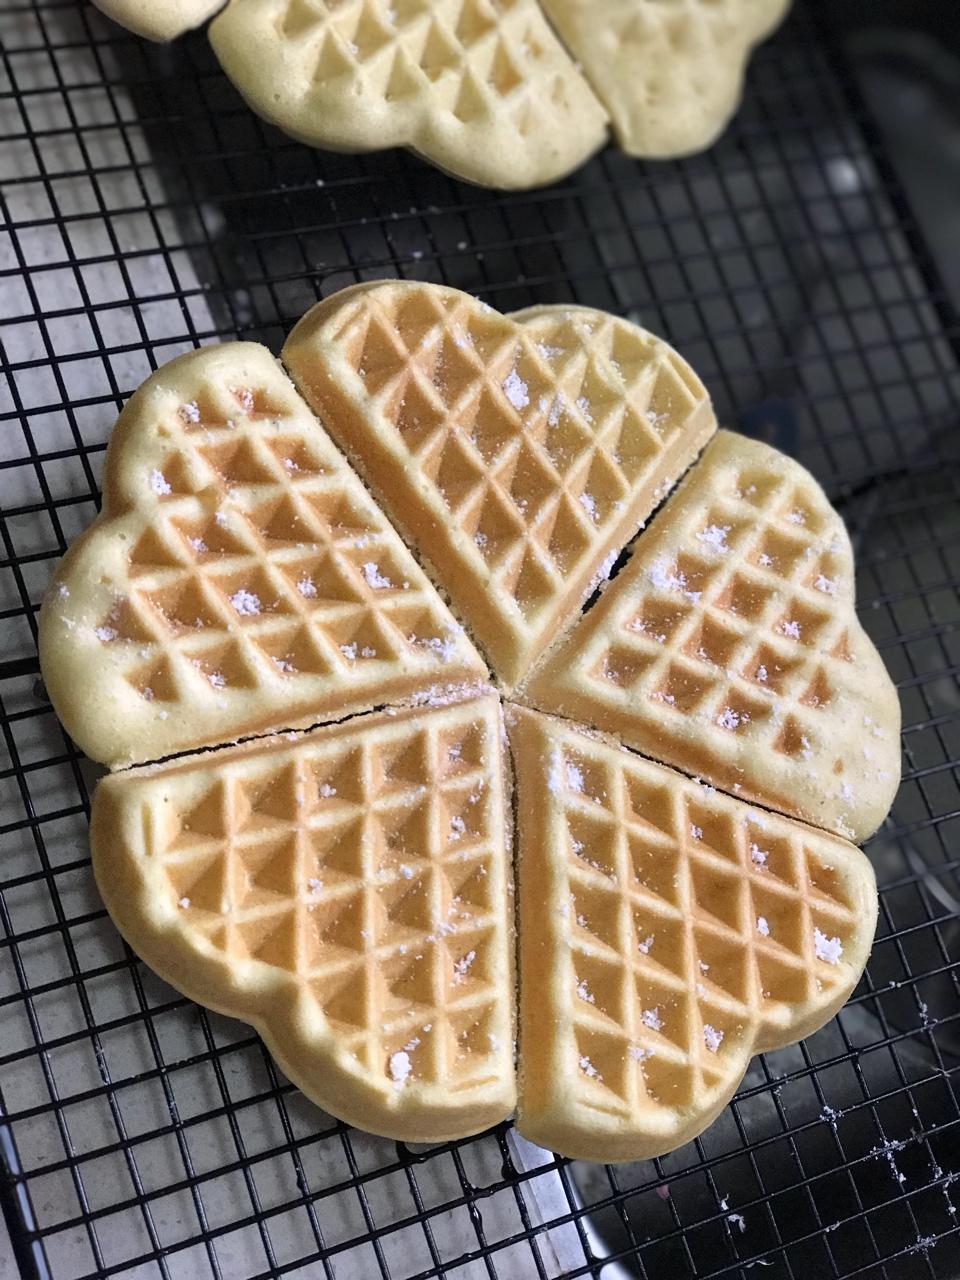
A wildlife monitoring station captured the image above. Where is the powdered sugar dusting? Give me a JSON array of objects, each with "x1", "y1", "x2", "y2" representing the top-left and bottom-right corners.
[
  {"x1": 703, "y1": 1024, "x2": 724, "y2": 1053},
  {"x1": 229, "y1": 589, "x2": 260, "y2": 616},
  {"x1": 696, "y1": 523, "x2": 731, "y2": 554},
  {"x1": 502, "y1": 368, "x2": 529, "y2": 410},
  {"x1": 579, "y1": 1054, "x2": 602, "y2": 1081},
  {"x1": 362, "y1": 561, "x2": 392, "y2": 590},
  {"x1": 389, "y1": 1050, "x2": 412, "y2": 1088},
  {"x1": 813, "y1": 927, "x2": 843, "y2": 965},
  {"x1": 641, "y1": 1007, "x2": 662, "y2": 1032}
]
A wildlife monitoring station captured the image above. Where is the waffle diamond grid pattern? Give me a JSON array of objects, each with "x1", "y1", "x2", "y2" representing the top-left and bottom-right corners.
[
  {"x1": 276, "y1": 0, "x2": 578, "y2": 132},
  {"x1": 147, "y1": 698, "x2": 507, "y2": 1093},
  {"x1": 524, "y1": 431, "x2": 899, "y2": 839},
  {"x1": 323, "y1": 287, "x2": 704, "y2": 629},
  {"x1": 577, "y1": 452, "x2": 851, "y2": 752},
  {"x1": 43, "y1": 347, "x2": 485, "y2": 767},
  {"x1": 525, "y1": 718, "x2": 860, "y2": 1123},
  {"x1": 115, "y1": 378, "x2": 468, "y2": 693}
]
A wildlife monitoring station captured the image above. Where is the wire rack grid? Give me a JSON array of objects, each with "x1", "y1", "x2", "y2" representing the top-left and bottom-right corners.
[{"x1": 1, "y1": 2, "x2": 959, "y2": 1278}]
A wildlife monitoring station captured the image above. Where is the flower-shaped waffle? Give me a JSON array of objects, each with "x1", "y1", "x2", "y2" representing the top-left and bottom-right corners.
[
  {"x1": 91, "y1": 0, "x2": 791, "y2": 188},
  {"x1": 42, "y1": 281, "x2": 893, "y2": 1156}
]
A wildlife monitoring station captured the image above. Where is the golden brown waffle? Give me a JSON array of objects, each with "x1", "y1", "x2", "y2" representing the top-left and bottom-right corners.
[
  {"x1": 508, "y1": 707, "x2": 877, "y2": 1163},
  {"x1": 283, "y1": 281, "x2": 717, "y2": 691},
  {"x1": 39, "y1": 343, "x2": 487, "y2": 769},
  {"x1": 93, "y1": 0, "x2": 225, "y2": 41},
  {"x1": 209, "y1": 0, "x2": 609, "y2": 189},
  {"x1": 522, "y1": 431, "x2": 900, "y2": 843},
  {"x1": 539, "y1": 0, "x2": 790, "y2": 158},
  {"x1": 90, "y1": 694, "x2": 516, "y2": 1142},
  {"x1": 41, "y1": 285, "x2": 891, "y2": 1159}
]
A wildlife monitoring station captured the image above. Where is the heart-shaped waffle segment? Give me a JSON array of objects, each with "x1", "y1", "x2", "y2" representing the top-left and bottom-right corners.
[
  {"x1": 508, "y1": 707, "x2": 877, "y2": 1162},
  {"x1": 93, "y1": 0, "x2": 225, "y2": 41},
  {"x1": 39, "y1": 343, "x2": 486, "y2": 769},
  {"x1": 539, "y1": 0, "x2": 790, "y2": 159},
  {"x1": 209, "y1": 0, "x2": 609, "y2": 189},
  {"x1": 522, "y1": 431, "x2": 901, "y2": 844},
  {"x1": 90, "y1": 694, "x2": 515, "y2": 1142},
  {"x1": 283, "y1": 281, "x2": 717, "y2": 690}
]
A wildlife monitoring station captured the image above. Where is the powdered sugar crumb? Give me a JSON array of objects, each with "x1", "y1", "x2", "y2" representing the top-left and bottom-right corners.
[
  {"x1": 229, "y1": 589, "x2": 260, "y2": 616},
  {"x1": 703, "y1": 1024, "x2": 724, "y2": 1053},
  {"x1": 502, "y1": 368, "x2": 529, "y2": 410},
  {"x1": 389, "y1": 1051, "x2": 412, "y2": 1088},
  {"x1": 362, "y1": 561, "x2": 392, "y2": 590},
  {"x1": 579, "y1": 491, "x2": 598, "y2": 521},
  {"x1": 813, "y1": 927, "x2": 843, "y2": 965},
  {"x1": 697, "y1": 523, "x2": 731, "y2": 554},
  {"x1": 717, "y1": 707, "x2": 743, "y2": 731},
  {"x1": 149, "y1": 469, "x2": 171, "y2": 496},
  {"x1": 579, "y1": 1054, "x2": 602, "y2": 1081},
  {"x1": 641, "y1": 1007, "x2": 662, "y2": 1032},
  {"x1": 453, "y1": 950, "x2": 476, "y2": 984}
]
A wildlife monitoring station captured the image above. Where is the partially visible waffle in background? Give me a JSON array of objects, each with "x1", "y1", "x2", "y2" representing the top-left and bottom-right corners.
[
  {"x1": 90, "y1": 0, "x2": 792, "y2": 187},
  {"x1": 539, "y1": 0, "x2": 790, "y2": 158},
  {"x1": 92, "y1": 0, "x2": 223, "y2": 41},
  {"x1": 90, "y1": 694, "x2": 516, "y2": 1142},
  {"x1": 209, "y1": 0, "x2": 609, "y2": 190}
]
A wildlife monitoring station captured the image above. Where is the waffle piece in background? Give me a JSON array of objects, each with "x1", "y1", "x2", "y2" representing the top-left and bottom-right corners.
[
  {"x1": 39, "y1": 344, "x2": 487, "y2": 769},
  {"x1": 539, "y1": 0, "x2": 790, "y2": 158},
  {"x1": 283, "y1": 281, "x2": 717, "y2": 691},
  {"x1": 208, "y1": 0, "x2": 608, "y2": 190},
  {"x1": 92, "y1": 0, "x2": 225, "y2": 41},
  {"x1": 91, "y1": 694, "x2": 515, "y2": 1142},
  {"x1": 508, "y1": 707, "x2": 877, "y2": 1163},
  {"x1": 522, "y1": 431, "x2": 900, "y2": 843}
]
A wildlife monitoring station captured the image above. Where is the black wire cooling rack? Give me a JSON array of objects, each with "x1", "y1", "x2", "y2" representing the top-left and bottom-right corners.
[{"x1": 2, "y1": 2, "x2": 959, "y2": 1277}]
